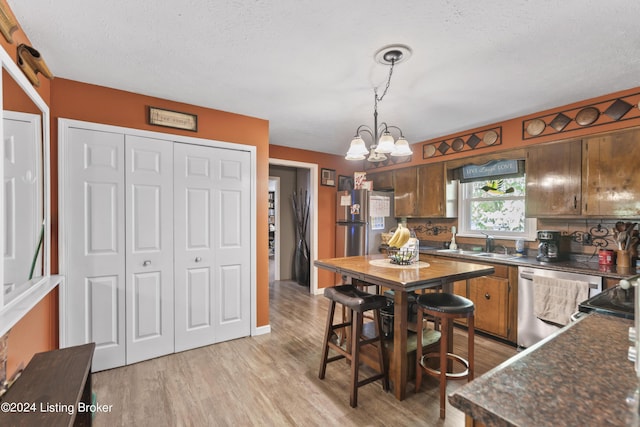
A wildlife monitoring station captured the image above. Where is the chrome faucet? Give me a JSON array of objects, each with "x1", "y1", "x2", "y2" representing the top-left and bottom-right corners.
[{"x1": 482, "y1": 232, "x2": 494, "y2": 253}]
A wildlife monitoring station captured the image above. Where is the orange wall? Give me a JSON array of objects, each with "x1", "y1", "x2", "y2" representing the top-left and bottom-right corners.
[
  {"x1": 368, "y1": 86, "x2": 640, "y2": 172},
  {"x1": 269, "y1": 145, "x2": 357, "y2": 288},
  {"x1": 1, "y1": 0, "x2": 56, "y2": 379},
  {"x1": 50, "y1": 79, "x2": 271, "y2": 328}
]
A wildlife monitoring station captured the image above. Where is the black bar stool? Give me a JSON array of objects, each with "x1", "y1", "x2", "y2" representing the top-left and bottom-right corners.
[
  {"x1": 415, "y1": 292, "x2": 475, "y2": 419},
  {"x1": 318, "y1": 285, "x2": 389, "y2": 408}
]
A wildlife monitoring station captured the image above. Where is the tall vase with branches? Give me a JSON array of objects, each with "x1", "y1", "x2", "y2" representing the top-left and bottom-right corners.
[{"x1": 291, "y1": 189, "x2": 310, "y2": 287}]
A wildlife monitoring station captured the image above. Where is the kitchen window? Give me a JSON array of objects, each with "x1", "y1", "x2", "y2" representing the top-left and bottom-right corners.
[{"x1": 457, "y1": 176, "x2": 536, "y2": 240}]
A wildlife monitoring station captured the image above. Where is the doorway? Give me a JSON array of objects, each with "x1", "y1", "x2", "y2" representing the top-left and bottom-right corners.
[
  {"x1": 268, "y1": 176, "x2": 280, "y2": 282},
  {"x1": 268, "y1": 158, "x2": 318, "y2": 295}
]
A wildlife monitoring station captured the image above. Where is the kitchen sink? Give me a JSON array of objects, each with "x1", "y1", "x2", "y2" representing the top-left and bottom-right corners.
[
  {"x1": 473, "y1": 252, "x2": 520, "y2": 260},
  {"x1": 436, "y1": 249, "x2": 481, "y2": 255}
]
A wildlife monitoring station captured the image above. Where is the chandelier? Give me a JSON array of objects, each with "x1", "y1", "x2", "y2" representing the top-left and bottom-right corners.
[{"x1": 345, "y1": 45, "x2": 413, "y2": 162}]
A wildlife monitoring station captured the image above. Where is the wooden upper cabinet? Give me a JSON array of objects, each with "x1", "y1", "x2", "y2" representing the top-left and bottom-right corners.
[
  {"x1": 368, "y1": 170, "x2": 394, "y2": 190},
  {"x1": 417, "y1": 163, "x2": 456, "y2": 217},
  {"x1": 525, "y1": 139, "x2": 582, "y2": 217},
  {"x1": 582, "y1": 128, "x2": 640, "y2": 217},
  {"x1": 393, "y1": 167, "x2": 418, "y2": 217},
  {"x1": 393, "y1": 164, "x2": 457, "y2": 218}
]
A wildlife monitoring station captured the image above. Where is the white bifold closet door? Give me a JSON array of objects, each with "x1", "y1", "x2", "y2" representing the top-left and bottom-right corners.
[
  {"x1": 63, "y1": 124, "x2": 252, "y2": 371},
  {"x1": 65, "y1": 129, "x2": 174, "y2": 370},
  {"x1": 174, "y1": 143, "x2": 251, "y2": 351}
]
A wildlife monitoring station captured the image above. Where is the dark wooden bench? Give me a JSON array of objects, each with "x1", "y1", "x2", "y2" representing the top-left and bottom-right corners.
[{"x1": 0, "y1": 343, "x2": 95, "y2": 426}]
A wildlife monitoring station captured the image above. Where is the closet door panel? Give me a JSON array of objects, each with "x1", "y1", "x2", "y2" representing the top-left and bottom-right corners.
[
  {"x1": 125, "y1": 135, "x2": 174, "y2": 365},
  {"x1": 174, "y1": 143, "x2": 216, "y2": 351},
  {"x1": 186, "y1": 267, "x2": 211, "y2": 329},
  {"x1": 212, "y1": 150, "x2": 251, "y2": 342},
  {"x1": 86, "y1": 275, "x2": 120, "y2": 346},
  {"x1": 174, "y1": 144, "x2": 251, "y2": 350},
  {"x1": 64, "y1": 127, "x2": 126, "y2": 371}
]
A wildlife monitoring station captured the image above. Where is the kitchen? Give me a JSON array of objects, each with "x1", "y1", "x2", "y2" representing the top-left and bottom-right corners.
[{"x1": 2, "y1": 1, "x2": 640, "y2": 425}]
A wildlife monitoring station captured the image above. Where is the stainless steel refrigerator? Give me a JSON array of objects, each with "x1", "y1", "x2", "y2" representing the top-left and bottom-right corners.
[{"x1": 336, "y1": 189, "x2": 396, "y2": 258}]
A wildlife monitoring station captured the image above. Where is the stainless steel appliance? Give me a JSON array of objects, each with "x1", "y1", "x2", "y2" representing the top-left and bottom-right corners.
[
  {"x1": 536, "y1": 230, "x2": 563, "y2": 262},
  {"x1": 335, "y1": 189, "x2": 395, "y2": 257},
  {"x1": 578, "y1": 285, "x2": 634, "y2": 320},
  {"x1": 517, "y1": 266, "x2": 602, "y2": 348}
]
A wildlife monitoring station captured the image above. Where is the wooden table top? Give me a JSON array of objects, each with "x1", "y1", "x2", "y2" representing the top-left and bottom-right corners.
[{"x1": 314, "y1": 254, "x2": 495, "y2": 292}]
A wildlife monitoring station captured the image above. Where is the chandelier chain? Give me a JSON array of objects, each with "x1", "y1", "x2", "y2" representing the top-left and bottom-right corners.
[{"x1": 374, "y1": 58, "x2": 395, "y2": 113}]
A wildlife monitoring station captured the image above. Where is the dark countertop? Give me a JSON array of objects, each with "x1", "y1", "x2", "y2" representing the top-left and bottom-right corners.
[
  {"x1": 449, "y1": 313, "x2": 639, "y2": 426},
  {"x1": 419, "y1": 247, "x2": 640, "y2": 280}
]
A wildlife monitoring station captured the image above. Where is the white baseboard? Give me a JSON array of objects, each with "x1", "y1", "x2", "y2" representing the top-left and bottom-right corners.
[{"x1": 253, "y1": 324, "x2": 271, "y2": 336}]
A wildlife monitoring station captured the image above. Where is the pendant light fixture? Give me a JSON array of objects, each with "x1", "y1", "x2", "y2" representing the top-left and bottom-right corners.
[{"x1": 345, "y1": 45, "x2": 413, "y2": 162}]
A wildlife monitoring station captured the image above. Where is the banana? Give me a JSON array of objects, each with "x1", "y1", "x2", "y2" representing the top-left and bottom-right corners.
[
  {"x1": 397, "y1": 226, "x2": 410, "y2": 248},
  {"x1": 388, "y1": 224, "x2": 412, "y2": 248},
  {"x1": 387, "y1": 224, "x2": 404, "y2": 247}
]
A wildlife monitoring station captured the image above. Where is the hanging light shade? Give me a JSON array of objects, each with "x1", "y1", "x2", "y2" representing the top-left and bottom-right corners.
[
  {"x1": 345, "y1": 136, "x2": 369, "y2": 160},
  {"x1": 367, "y1": 147, "x2": 387, "y2": 162},
  {"x1": 375, "y1": 131, "x2": 395, "y2": 153},
  {"x1": 391, "y1": 137, "x2": 413, "y2": 156}
]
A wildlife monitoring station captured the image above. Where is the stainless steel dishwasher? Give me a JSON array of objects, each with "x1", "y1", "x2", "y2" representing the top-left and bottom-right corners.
[{"x1": 517, "y1": 266, "x2": 602, "y2": 348}]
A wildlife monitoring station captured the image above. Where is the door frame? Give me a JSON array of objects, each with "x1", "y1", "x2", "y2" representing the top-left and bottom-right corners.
[
  {"x1": 268, "y1": 158, "x2": 318, "y2": 295},
  {"x1": 58, "y1": 118, "x2": 258, "y2": 346}
]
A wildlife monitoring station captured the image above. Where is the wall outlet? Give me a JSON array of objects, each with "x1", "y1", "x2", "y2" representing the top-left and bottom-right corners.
[{"x1": 583, "y1": 232, "x2": 593, "y2": 245}]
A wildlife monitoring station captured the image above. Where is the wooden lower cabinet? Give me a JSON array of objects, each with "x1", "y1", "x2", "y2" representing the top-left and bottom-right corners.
[
  {"x1": 449, "y1": 261, "x2": 517, "y2": 343},
  {"x1": 469, "y1": 275, "x2": 509, "y2": 338}
]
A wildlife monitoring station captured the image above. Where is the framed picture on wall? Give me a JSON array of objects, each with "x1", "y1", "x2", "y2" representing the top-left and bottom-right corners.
[
  {"x1": 321, "y1": 168, "x2": 336, "y2": 186},
  {"x1": 338, "y1": 175, "x2": 354, "y2": 191}
]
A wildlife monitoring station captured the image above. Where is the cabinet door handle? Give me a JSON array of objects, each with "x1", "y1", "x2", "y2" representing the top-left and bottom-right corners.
[
  {"x1": 195, "y1": 257, "x2": 202, "y2": 262},
  {"x1": 484, "y1": 293, "x2": 491, "y2": 300},
  {"x1": 574, "y1": 196, "x2": 577, "y2": 210},
  {"x1": 143, "y1": 260, "x2": 151, "y2": 267}
]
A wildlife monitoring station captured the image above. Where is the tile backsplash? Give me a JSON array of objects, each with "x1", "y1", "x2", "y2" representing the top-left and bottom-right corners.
[{"x1": 406, "y1": 218, "x2": 638, "y2": 259}]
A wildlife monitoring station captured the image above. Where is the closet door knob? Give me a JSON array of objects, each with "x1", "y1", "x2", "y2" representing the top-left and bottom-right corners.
[
  {"x1": 195, "y1": 257, "x2": 202, "y2": 262},
  {"x1": 143, "y1": 260, "x2": 151, "y2": 266}
]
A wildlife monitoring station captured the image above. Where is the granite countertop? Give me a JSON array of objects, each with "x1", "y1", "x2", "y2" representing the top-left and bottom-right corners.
[
  {"x1": 449, "y1": 313, "x2": 639, "y2": 426},
  {"x1": 419, "y1": 247, "x2": 640, "y2": 280}
]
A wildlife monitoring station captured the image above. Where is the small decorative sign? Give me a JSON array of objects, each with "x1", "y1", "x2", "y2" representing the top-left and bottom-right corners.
[
  {"x1": 462, "y1": 159, "x2": 519, "y2": 180},
  {"x1": 148, "y1": 106, "x2": 198, "y2": 131}
]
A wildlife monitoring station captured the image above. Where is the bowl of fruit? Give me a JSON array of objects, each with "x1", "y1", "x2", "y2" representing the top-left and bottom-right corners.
[{"x1": 386, "y1": 224, "x2": 418, "y2": 265}]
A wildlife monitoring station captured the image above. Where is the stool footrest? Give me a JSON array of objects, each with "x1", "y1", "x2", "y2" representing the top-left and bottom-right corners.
[
  {"x1": 357, "y1": 373, "x2": 387, "y2": 389},
  {"x1": 359, "y1": 337, "x2": 380, "y2": 346},
  {"x1": 330, "y1": 321, "x2": 351, "y2": 330},
  {"x1": 326, "y1": 354, "x2": 346, "y2": 364},
  {"x1": 420, "y1": 353, "x2": 470, "y2": 380}
]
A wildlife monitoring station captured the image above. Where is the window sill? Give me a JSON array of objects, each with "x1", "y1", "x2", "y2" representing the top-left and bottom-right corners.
[{"x1": 0, "y1": 275, "x2": 63, "y2": 337}]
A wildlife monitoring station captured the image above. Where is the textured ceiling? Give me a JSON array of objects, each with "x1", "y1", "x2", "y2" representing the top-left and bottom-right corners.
[{"x1": 9, "y1": 0, "x2": 640, "y2": 156}]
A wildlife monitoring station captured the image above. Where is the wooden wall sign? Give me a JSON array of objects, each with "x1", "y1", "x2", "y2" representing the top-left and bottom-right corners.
[{"x1": 148, "y1": 106, "x2": 198, "y2": 131}]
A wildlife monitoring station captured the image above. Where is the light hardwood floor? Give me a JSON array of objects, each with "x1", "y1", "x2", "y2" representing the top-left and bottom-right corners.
[{"x1": 92, "y1": 279, "x2": 517, "y2": 426}]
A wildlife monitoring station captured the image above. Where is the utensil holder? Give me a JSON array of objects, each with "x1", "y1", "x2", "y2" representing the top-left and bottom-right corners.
[{"x1": 616, "y1": 250, "x2": 630, "y2": 268}]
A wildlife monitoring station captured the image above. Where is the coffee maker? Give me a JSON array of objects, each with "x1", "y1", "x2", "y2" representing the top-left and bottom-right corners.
[{"x1": 536, "y1": 230, "x2": 562, "y2": 262}]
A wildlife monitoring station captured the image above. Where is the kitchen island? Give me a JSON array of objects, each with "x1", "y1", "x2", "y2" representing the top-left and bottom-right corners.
[
  {"x1": 449, "y1": 313, "x2": 638, "y2": 426},
  {"x1": 314, "y1": 254, "x2": 495, "y2": 401}
]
